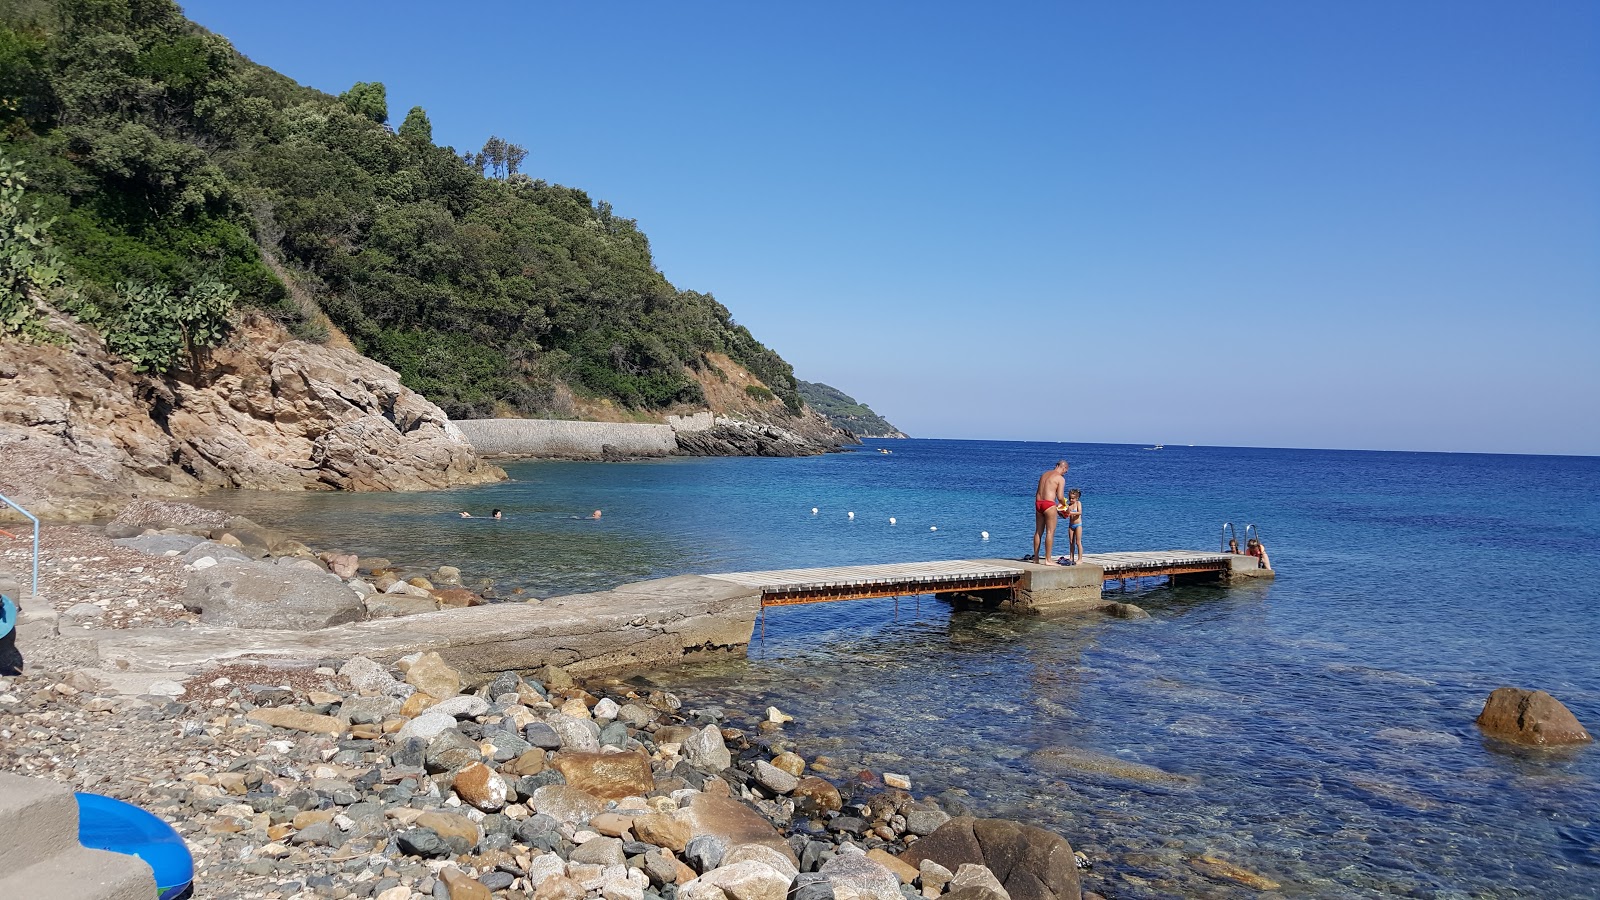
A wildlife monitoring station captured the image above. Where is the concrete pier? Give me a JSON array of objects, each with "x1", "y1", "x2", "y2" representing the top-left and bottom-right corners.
[{"x1": 81, "y1": 551, "x2": 1270, "y2": 682}]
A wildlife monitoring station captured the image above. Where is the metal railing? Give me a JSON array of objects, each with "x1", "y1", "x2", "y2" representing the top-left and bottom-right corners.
[
  {"x1": 1220, "y1": 522, "x2": 1238, "y2": 552},
  {"x1": 0, "y1": 492, "x2": 39, "y2": 602}
]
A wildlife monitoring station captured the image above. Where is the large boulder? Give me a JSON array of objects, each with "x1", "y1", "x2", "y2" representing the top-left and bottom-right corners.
[
  {"x1": 183, "y1": 559, "x2": 366, "y2": 629},
  {"x1": 899, "y1": 817, "x2": 1081, "y2": 900},
  {"x1": 1476, "y1": 687, "x2": 1592, "y2": 746}
]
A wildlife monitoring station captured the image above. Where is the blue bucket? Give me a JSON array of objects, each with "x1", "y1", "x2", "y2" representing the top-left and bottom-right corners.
[{"x1": 76, "y1": 792, "x2": 195, "y2": 900}]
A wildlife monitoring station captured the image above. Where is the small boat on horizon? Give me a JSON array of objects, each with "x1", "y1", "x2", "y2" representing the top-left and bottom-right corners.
[{"x1": 1145, "y1": 443, "x2": 1164, "y2": 451}]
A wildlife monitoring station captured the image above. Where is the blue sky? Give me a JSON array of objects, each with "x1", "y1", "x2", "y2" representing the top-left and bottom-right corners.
[{"x1": 180, "y1": 1, "x2": 1599, "y2": 455}]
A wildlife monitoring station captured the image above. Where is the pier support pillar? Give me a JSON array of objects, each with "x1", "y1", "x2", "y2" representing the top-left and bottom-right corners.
[{"x1": 978, "y1": 559, "x2": 1106, "y2": 615}]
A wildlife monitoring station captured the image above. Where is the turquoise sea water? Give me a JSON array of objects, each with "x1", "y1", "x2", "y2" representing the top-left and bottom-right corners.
[{"x1": 210, "y1": 440, "x2": 1600, "y2": 897}]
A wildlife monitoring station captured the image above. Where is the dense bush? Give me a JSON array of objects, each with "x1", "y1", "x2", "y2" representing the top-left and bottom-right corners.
[{"x1": 0, "y1": 0, "x2": 807, "y2": 418}]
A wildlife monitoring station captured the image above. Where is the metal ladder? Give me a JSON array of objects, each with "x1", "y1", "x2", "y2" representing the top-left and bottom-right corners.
[{"x1": 1221, "y1": 522, "x2": 1263, "y2": 552}]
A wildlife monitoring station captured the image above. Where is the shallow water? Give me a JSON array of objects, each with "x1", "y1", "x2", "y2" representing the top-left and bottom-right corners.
[{"x1": 207, "y1": 441, "x2": 1600, "y2": 897}]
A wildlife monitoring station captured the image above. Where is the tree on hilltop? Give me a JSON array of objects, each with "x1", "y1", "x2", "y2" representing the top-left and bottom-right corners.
[{"x1": 339, "y1": 81, "x2": 387, "y2": 124}]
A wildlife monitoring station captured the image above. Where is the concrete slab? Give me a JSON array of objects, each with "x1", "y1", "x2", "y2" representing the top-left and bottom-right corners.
[{"x1": 96, "y1": 574, "x2": 761, "y2": 679}]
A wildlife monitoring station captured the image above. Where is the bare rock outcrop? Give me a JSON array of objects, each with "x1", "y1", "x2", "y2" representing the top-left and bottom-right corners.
[
  {"x1": 0, "y1": 312, "x2": 503, "y2": 521},
  {"x1": 1475, "y1": 687, "x2": 1592, "y2": 747}
]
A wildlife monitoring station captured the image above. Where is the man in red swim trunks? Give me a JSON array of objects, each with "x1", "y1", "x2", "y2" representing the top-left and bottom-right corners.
[{"x1": 1032, "y1": 460, "x2": 1069, "y2": 563}]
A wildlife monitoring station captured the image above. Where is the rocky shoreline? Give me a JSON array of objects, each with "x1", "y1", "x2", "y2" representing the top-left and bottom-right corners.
[{"x1": 1, "y1": 502, "x2": 1105, "y2": 900}]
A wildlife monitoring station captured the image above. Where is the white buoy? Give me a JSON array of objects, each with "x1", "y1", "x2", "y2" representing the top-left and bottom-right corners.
[
  {"x1": 811, "y1": 507, "x2": 818, "y2": 515},
  {"x1": 847, "y1": 511, "x2": 855, "y2": 520},
  {"x1": 930, "y1": 525, "x2": 938, "y2": 531},
  {"x1": 981, "y1": 531, "x2": 990, "y2": 540},
  {"x1": 889, "y1": 517, "x2": 896, "y2": 525}
]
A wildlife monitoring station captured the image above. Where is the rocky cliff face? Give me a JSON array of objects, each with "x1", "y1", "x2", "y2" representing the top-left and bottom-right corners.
[{"x1": 0, "y1": 311, "x2": 503, "y2": 521}]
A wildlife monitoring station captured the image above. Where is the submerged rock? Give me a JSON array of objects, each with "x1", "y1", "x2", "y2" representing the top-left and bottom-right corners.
[
  {"x1": 1025, "y1": 746, "x2": 1194, "y2": 786},
  {"x1": 1475, "y1": 687, "x2": 1592, "y2": 747}
]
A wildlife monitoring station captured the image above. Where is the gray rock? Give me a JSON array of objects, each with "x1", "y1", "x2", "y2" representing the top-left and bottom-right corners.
[
  {"x1": 61, "y1": 603, "x2": 105, "y2": 622},
  {"x1": 819, "y1": 854, "x2": 902, "y2": 900},
  {"x1": 424, "y1": 729, "x2": 481, "y2": 773},
  {"x1": 341, "y1": 696, "x2": 400, "y2": 725},
  {"x1": 397, "y1": 827, "x2": 448, "y2": 858},
  {"x1": 523, "y1": 722, "x2": 562, "y2": 750},
  {"x1": 397, "y1": 712, "x2": 458, "y2": 742},
  {"x1": 547, "y1": 713, "x2": 600, "y2": 752},
  {"x1": 115, "y1": 533, "x2": 205, "y2": 556},
  {"x1": 182, "y1": 541, "x2": 253, "y2": 565},
  {"x1": 598, "y1": 722, "x2": 631, "y2": 748},
  {"x1": 184, "y1": 560, "x2": 366, "y2": 630},
  {"x1": 753, "y1": 760, "x2": 799, "y2": 794},
  {"x1": 569, "y1": 835, "x2": 626, "y2": 867},
  {"x1": 427, "y1": 695, "x2": 490, "y2": 719},
  {"x1": 339, "y1": 656, "x2": 400, "y2": 695},
  {"x1": 905, "y1": 808, "x2": 951, "y2": 836},
  {"x1": 685, "y1": 724, "x2": 732, "y2": 772},
  {"x1": 684, "y1": 833, "x2": 726, "y2": 873}
]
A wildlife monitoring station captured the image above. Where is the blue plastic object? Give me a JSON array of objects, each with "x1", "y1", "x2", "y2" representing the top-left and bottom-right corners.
[
  {"x1": 0, "y1": 595, "x2": 14, "y2": 639},
  {"x1": 75, "y1": 792, "x2": 195, "y2": 900}
]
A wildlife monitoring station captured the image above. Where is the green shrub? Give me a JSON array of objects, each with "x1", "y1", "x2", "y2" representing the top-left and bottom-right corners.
[{"x1": 744, "y1": 383, "x2": 774, "y2": 402}]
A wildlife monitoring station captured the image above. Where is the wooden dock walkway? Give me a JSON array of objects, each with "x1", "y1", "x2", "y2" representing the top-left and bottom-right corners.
[{"x1": 705, "y1": 550, "x2": 1266, "y2": 608}]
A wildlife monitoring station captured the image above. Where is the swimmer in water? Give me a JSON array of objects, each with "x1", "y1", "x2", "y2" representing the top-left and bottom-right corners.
[
  {"x1": 459, "y1": 509, "x2": 504, "y2": 520},
  {"x1": 590, "y1": 510, "x2": 602, "y2": 520}
]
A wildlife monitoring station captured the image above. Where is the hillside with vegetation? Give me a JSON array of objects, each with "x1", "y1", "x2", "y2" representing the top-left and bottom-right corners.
[
  {"x1": 796, "y1": 380, "x2": 906, "y2": 438},
  {"x1": 0, "y1": 0, "x2": 811, "y2": 421}
]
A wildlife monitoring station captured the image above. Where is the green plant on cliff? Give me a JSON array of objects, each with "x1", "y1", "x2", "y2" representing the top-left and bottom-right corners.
[
  {"x1": 0, "y1": 0, "x2": 811, "y2": 419},
  {"x1": 101, "y1": 277, "x2": 234, "y2": 374},
  {"x1": 0, "y1": 149, "x2": 68, "y2": 341}
]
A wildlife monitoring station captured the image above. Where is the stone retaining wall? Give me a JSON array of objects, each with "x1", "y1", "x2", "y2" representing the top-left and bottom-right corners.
[{"x1": 453, "y1": 418, "x2": 680, "y2": 459}]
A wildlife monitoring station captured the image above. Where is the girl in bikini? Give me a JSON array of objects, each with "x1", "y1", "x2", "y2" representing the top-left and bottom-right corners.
[{"x1": 1064, "y1": 489, "x2": 1084, "y2": 564}]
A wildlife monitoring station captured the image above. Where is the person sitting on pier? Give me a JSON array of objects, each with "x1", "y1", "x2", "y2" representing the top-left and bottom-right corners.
[
  {"x1": 1245, "y1": 538, "x2": 1271, "y2": 569},
  {"x1": 1032, "y1": 460, "x2": 1069, "y2": 563},
  {"x1": 1063, "y1": 488, "x2": 1084, "y2": 565}
]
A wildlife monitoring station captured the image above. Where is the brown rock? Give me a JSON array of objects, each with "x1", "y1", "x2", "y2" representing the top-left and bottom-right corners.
[
  {"x1": 432, "y1": 588, "x2": 482, "y2": 609},
  {"x1": 1475, "y1": 687, "x2": 1593, "y2": 746},
  {"x1": 452, "y1": 762, "x2": 509, "y2": 811},
  {"x1": 439, "y1": 867, "x2": 492, "y2": 900},
  {"x1": 791, "y1": 776, "x2": 843, "y2": 814},
  {"x1": 246, "y1": 708, "x2": 347, "y2": 736},
  {"x1": 534, "y1": 876, "x2": 586, "y2": 900},
  {"x1": 399, "y1": 693, "x2": 438, "y2": 718},
  {"x1": 504, "y1": 747, "x2": 547, "y2": 776},
  {"x1": 1188, "y1": 856, "x2": 1281, "y2": 891},
  {"x1": 632, "y1": 812, "x2": 692, "y2": 852},
  {"x1": 868, "y1": 848, "x2": 920, "y2": 884},
  {"x1": 406, "y1": 651, "x2": 462, "y2": 699},
  {"x1": 899, "y1": 817, "x2": 1081, "y2": 900},
  {"x1": 770, "y1": 751, "x2": 806, "y2": 777},
  {"x1": 293, "y1": 809, "x2": 337, "y2": 830},
  {"x1": 550, "y1": 750, "x2": 655, "y2": 801},
  {"x1": 678, "y1": 793, "x2": 796, "y2": 864},
  {"x1": 414, "y1": 811, "x2": 482, "y2": 848},
  {"x1": 589, "y1": 812, "x2": 634, "y2": 839}
]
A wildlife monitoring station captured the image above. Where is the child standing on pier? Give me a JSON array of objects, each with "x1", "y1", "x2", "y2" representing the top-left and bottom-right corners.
[{"x1": 1064, "y1": 489, "x2": 1083, "y2": 564}]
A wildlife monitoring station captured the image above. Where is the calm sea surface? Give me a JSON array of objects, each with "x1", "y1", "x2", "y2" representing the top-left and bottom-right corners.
[{"x1": 208, "y1": 440, "x2": 1600, "y2": 898}]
